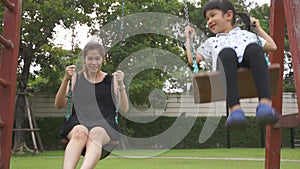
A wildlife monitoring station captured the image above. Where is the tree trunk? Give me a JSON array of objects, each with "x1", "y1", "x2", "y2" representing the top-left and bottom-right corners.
[
  {"x1": 12, "y1": 46, "x2": 32, "y2": 154},
  {"x1": 12, "y1": 94, "x2": 26, "y2": 154}
]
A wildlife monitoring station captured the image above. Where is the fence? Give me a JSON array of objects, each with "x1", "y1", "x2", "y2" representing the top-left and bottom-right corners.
[{"x1": 31, "y1": 92, "x2": 298, "y2": 117}]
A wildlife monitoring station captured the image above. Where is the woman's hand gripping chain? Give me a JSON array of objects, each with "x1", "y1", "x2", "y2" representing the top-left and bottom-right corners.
[{"x1": 65, "y1": 65, "x2": 76, "y2": 80}]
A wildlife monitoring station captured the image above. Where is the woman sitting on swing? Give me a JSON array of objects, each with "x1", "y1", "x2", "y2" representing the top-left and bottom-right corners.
[
  {"x1": 55, "y1": 41, "x2": 129, "y2": 169},
  {"x1": 185, "y1": 0, "x2": 278, "y2": 129}
]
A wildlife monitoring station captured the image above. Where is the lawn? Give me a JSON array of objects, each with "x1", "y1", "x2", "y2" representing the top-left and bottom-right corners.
[{"x1": 10, "y1": 148, "x2": 300, "y2": 169}]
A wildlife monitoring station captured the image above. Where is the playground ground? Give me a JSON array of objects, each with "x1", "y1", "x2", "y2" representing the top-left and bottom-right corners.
[{"x1": 10, "y1": 148, "x2": 300, "y2": 169}]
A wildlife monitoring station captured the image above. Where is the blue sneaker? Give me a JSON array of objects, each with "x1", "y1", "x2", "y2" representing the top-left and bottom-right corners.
[
  {"x1": 225, "y1": 109, "x2": 248, "y2": 130},
  {"x1": 256, "y1": 103, "x2": 279, "y2": 126}
]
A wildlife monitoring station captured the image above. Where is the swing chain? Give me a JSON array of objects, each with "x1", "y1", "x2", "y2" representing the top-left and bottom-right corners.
[
  {"x1": 183, "y1": 0, "x2": 199, "y2": 74},
  {"x1": 190, "y1": 43, "x2": 199, "y2": 74},
  {"x1": 65, "y1": 0, "x2": 77, "y2": 121},
  {"x1": 119, "y1": 0, "x2": 126, "y2": 46},
  {"x1": 65, "y1": 80, "x2": 73, "y2": 120},
  {"x1": 121, "y1": 0, "x2": 125, "y2": 32},
  {"x1": 115, "y1": 81, "x2": 120, "y2": 124},
  {"x1": 183, "y1": 0, "x2": 190, "y2": 26},
  {"x1": 253, "y1": 22, "x2": 271, "y2": 66},
  {"x1": 115, "y1": 0, "x2": 126, "y2": 124},
  {"x1": 70, "y1": 0, "x2": 76, "y2": 57}
]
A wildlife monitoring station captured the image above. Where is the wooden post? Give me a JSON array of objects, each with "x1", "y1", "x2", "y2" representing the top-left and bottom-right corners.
[
  {"x1": 283, "y1": 0, "x2": 300, "y2": 111},
  {"x1": 0, "y1": 0, "x2": 22, "y2": 169},
  {"x1": 265, "y1": 0, "x2": 285, "y2": 169},
  {"x1": 266, "y1": 0, "x2": 300, "y2": 168}
]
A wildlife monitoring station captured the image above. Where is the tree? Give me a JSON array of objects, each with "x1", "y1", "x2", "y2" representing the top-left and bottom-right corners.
[
  {"x1": 14, "y1": 0, "x2": 188, "y2": 152},
  {"x1": 13, "y1": 0, "x2": 92, "y2": 153},
  {"x1": 15, "y1": 0, "x2": 259, "y2": 152}
]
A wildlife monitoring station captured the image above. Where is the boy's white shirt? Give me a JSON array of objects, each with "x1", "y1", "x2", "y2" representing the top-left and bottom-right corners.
[{"x1": 197, "y1": 27, "x2": 266, "y2": 71}]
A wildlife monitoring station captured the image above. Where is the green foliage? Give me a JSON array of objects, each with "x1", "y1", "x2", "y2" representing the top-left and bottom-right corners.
[
  {"x1": 28, "y1": 45, "x2": 79, "y2": 93},
  {"x1": 123, "y1": 116, "x2": 300, "y2": 149},
  {"x1": 129, "y1": 69, "x2": 166, "y2": 105},
  {"x1": 35, "y1": 117, "x2": 65, "y2": 150},
  {"x1": 0, "y1": 4, "x2": 4, "y2": 33},
  {"x1": 21, "y1": 0, "x2": 80, "y2": 92},
  {"x1": 22, "y1": 0, "x2": 190, "y2": 103},
  {"x1": 283, "y1": 79, "x2": 296, "y2": 93},
  {"x1": 21, "y1": 0, "x2": 115, "y2": 93},
  {"x1": 249, "y1": 4, "x2": 270, "y2": 32},
  {"x1": 24, "y1": 0, "x2": 296, "y2": 105}
]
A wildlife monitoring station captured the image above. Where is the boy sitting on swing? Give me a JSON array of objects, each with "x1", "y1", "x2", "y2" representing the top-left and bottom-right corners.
[{"x1": 185, "y1": 0, "x2": 278, "y2": 129}]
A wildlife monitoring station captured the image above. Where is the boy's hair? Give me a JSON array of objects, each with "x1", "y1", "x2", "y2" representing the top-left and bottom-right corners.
[{"x1": 202, "y1": 0, "x2": 237, "y2": 25}]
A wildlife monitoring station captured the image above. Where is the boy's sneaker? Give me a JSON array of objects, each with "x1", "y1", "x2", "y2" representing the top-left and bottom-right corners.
[
  {"x1": 225, "y1": 109, "x2": 248, "y2": 130},
  {"x1": 256, "y1": 103, "x2": 279, "y2": 126}
]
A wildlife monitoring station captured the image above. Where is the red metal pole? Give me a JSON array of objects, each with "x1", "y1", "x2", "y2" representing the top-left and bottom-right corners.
[
  {"x1": 265, "y1": 0, "x2": 285, "y2": 169},
  {"x1": 0, "y1": 0, "x2": 22, "y2": 169}
]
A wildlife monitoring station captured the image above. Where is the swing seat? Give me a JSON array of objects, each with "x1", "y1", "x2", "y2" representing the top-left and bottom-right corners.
[
  {"x1": 193, "y1": 63, "x2": 280, "y2": 104},
  {"x1": 61, "y1": 139, "x2": 119, "y2": 160}
]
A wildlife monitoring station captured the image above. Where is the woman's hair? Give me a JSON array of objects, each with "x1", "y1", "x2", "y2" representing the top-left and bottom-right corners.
[
  {"x1": 82, "y1": 41, "x2": 106, "y2": 58},
  {"x1": 79, "y1": 41, "x2": 106, "y2": 77},
  {"x1": 202, "y1": 0, "x2": 237, "y2": 25}
]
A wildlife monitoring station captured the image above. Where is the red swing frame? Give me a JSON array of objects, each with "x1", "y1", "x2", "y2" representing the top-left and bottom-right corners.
[
  {"x1": 0, "y1": 0, "x2": 22, "y2": 169},
  {"x1": 0, "y1": 0, "x2": 299, "y2": 169}
]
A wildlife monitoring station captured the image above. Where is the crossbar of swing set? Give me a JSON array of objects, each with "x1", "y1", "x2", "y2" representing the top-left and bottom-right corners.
[
  {"x1": 0, "y1": 0, "x2": 15, "y2": 12},
  {"x1": 0, "y1": 0, "x2": 16, "y2": 50},
  {"x1": 0, "y1": 120, "x2": 5, "y2": 128},
  {"x1": 0, "y1": 15, "x2": 15, "y2": 87},
  {"x1": 0, "y1": 35, "x2": 14, "y2": 49},
  {"x1": 0, "y1": 77, "x2": 10, "y2": 87}
]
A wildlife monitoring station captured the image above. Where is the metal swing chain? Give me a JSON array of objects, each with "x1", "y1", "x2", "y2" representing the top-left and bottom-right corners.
[
  {"x1": 183, "y1": 0, "x2": 189, "y2": 25},
  {"x1": 119, "y1": 0, "x2": 126, "y2": 46},
  {"x1": 253, "y1": 23, "x2": 271, "y2": 66},
  {"x1": 65, "y1": 0, "x2": 77, "y2": 121},
  {"x1": 183, "y1": 0, "x2": 199, "y2": 74},
  {"x1": 115, "y1": 81, "x2": 120, "y2": 124},
  {"x1": 121, "y1": 0, "x2": 125, "y2": 34},
  {"x1": 65, "y1": 82, "x2": 73, "y2": 121},
  {"x1": 115, "y1": 0, "x2": 126, "y2": 124}
]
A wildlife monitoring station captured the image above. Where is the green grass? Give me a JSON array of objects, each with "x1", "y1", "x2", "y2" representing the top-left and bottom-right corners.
[{"x1": 10, "y1": 148, "x2": 300, "y2": 169}]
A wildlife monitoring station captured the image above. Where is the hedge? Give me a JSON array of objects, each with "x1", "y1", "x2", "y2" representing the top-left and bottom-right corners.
[{"x1": 29, "y1": 116, "x2": 300, "y2": 150}]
